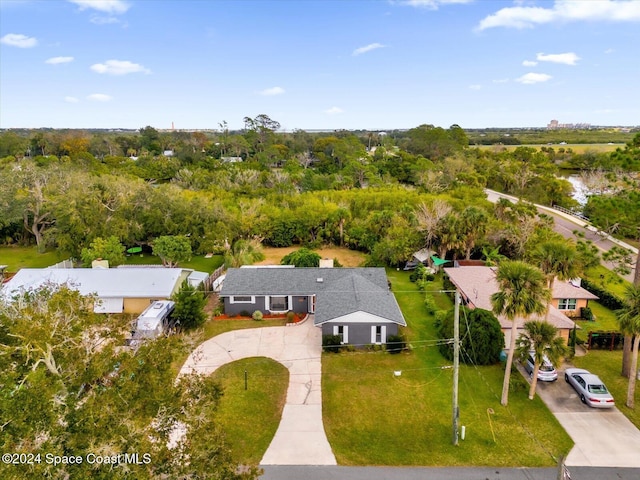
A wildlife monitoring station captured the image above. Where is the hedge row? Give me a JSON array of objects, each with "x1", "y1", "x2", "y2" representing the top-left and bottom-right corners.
[{"x1": 580, "y1": 278, "x2": 625, "y2": 311}]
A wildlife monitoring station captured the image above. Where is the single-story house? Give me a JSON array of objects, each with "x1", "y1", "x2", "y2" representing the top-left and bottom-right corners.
[
  {"x1": 0, "y1": 267, "x2": 207, "y2": 314},
  {"x1": 220, "y1": 267, "x2": 406, "y2": 346},
  {"x1": 443, "y1": 266, "x2": 593, "y2": 347},
  {"x1": 550, "y1": 278, "x2": 598, "y2": 317}
]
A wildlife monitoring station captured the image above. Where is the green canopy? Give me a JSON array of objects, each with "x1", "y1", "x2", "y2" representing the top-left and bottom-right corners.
[
  {"x1": 127, "y1": 246, "x2": 143, "y2": 254},
  {"x1": 430, "y1": 255, "x2": 450, "y2": 266}
]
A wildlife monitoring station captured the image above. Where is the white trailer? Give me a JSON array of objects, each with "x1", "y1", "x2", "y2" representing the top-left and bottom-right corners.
[{"x1": 134, "y1": 300, "x2": 175, "y2": 339}]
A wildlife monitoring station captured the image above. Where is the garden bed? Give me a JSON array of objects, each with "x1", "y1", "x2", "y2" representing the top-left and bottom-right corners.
[{"x1": 214, "y1": 313, "x2": 305, "y2": 323}]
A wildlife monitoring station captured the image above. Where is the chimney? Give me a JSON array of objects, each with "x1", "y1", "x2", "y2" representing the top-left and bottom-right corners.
[{"x1": 319, "y1": 258, "x2": 334, "y2": 268}]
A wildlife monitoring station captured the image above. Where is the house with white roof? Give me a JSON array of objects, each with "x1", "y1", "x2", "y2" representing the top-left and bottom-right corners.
[{"x1": 1, "y1": 267, "x2": 207, "y2": 314}]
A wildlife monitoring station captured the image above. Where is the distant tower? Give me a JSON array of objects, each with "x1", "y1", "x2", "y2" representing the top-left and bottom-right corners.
[{"x1": 171, "y1": 121, "x2": 175, "y2": 131}]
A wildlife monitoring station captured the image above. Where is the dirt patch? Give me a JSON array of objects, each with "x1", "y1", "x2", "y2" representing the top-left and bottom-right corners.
[
  {"x1": 203, "y1": 293, "x2": 220, "y2": 316},
  {"x1": 257, "y1": 246, "x2": 366, "y2": 267}
]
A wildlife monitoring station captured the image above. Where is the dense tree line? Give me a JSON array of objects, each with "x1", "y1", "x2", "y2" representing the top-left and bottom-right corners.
[{"x1": 1, "y1": 121, "x2": 638, "y2": 266}]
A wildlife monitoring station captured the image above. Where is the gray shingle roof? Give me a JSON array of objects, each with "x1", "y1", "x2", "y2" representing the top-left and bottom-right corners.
[{"x1": 220, "y1": 267, "x2": 406, "y2": 326}]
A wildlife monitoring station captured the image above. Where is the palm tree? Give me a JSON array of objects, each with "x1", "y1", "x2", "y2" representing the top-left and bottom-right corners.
[
  {"x1": 516, "y1": 320, "x2": 568, "y2": 400},
  {"x1": 617, "y1": 284, "x2": 640, "y2": 408},
  {"x1": 491, "y1": 260, "x2": 550, "y2": 406},
  {"x1": 224, "y1": 239, "x2": 265, "y2": 268},
  {"x1": 530, "y1": 240, "x2": 580, "y2": 322}
]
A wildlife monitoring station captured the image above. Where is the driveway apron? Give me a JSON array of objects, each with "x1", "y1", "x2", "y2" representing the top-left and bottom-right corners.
[
  {"x1": 180, "y1": 317, "x2": 337, "y2": 465},
  {"x1": 533, "y1": 368, "x2": 640, "y2": 467}
]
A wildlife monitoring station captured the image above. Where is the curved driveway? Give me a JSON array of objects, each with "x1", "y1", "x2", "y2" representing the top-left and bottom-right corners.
[{"x1": 179, "y1": 317, "x2": 337, "y2": 466}]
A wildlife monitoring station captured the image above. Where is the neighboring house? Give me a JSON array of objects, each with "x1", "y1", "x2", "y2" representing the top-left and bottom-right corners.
[
  {"x1": 221, "y1": 156, "x2": 243, "y2": 163},
  {"x1": 220, "y1": 267, "x2": 406, "y2": 345},
  {"x1": 1, "y1": 267, "x2": 207, "y2": 314},
  {"x1": 551, "y1": 279, "x2": 598, "y2": 317},
  {"x1": 444, "y1": 266, "x2": 587, "y2": 347}
]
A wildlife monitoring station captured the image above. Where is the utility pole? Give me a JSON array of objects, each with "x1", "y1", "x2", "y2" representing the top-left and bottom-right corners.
[{"x1": 452, "y1": 290, "x2": 460, "y2": 446}]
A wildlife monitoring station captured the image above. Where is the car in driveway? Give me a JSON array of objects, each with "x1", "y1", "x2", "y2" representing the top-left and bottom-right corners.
[
  {"x1": 565, "y1": 368, "x2": 615, "y2": 408},
  {"x1": 523, "y1": 353, "x2": 558, "y2": 382}
]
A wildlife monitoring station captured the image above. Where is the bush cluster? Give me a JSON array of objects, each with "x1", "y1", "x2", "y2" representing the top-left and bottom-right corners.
[{"x1": 580, "y1": 279, "x2": 624, "y2": 310}]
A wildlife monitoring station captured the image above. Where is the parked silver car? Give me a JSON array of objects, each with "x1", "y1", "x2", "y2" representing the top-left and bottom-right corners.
[
  {"x1": 564, "y1": 368, "x2": 615, "y2": 408},
  {"x1": 524, "y1": 353, "x2": 558, "y2": 382}
]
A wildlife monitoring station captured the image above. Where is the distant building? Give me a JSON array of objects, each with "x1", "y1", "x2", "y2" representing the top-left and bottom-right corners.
[{"x1": 547, "y1": 119, "x2": 591, "y2": 130}]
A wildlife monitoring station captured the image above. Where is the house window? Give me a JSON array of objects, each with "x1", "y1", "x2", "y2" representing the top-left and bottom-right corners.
[
  {"x1": 375, "y1": 326, "x2": 382, "y2": 343},
  {"x1": 230, "y1": 296, "x2": 254, "y2": 304},
  {"x1": 558, "y1": 298, "x2": 577, "y2": 310},
  {"x1": 333, "y1": 325, "x2": 349, "y2": 344},
  {"x1": 269, "y1": 296, "x2": 289, "y2": 311}
]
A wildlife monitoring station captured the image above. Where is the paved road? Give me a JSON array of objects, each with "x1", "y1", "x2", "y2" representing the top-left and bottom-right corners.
[
  {"x1": 179, "y1": 317, "x2": 337, "y2": 465},
  {"x1": 485, "y1": 189, "x2": 638, "y2": 283},
  {"x1": 260, "y1": 465, "x2": 640, "y2": 480}
]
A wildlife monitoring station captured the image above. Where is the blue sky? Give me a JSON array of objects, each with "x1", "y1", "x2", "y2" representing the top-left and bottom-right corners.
[{"x1": 1, "y1": 0, "x2": 639, "y2": 130}]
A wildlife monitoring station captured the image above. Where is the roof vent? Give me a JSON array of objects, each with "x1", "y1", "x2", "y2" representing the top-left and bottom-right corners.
[{"x1": 316, "y1": 277, "x2": 324, "y2": 283}]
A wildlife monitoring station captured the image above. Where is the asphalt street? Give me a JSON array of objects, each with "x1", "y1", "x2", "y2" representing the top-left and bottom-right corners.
[{"x1": 260, "y1": 465, "x2": 640, "y2": 480}]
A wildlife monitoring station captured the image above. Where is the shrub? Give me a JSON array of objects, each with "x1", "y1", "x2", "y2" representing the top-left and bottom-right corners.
[
  {"x1": 252, "y1": 310, "x2": 263, "y2": 321},
  {"x1": 239, "y1": 310, "x2": 251, "y2": 317},
  {"x1": 286, "y1": 311, "x2": 296, "y2": 323},
  {"x1": 424, "y1": 293, "x2": 437, "y2": 315},
  {"x1": 580, "y1": 306, "x2": 593, "y2": 321},
  {"x1": 322, "y1": 335, "x2": 343, "y2": 353},
  {"x1": 410, "y1": 264, "x2": 427, "y2": 283},
  {"x1": 438, "y1": 307, "x2": 504, "y2": 365},
  {"x1": 580, "y1": 278, "x2": 624, "y2": 310},
  {"x1": 386, "y1": 334, "x2": 406, "y2": 354}
]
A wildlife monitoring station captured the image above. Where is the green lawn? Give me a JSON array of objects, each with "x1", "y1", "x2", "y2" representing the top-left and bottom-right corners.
[
  {"x1": 124, "y1": 252, "x2": 224, "y2": 272},
  {"x1": 573, "y1": 301, "x2": 620, "y2": 343},
  {"x1": 210, "y1": 357, "x2": 289, "y2": 464},
  {"x1": 583, "y1": 265, "x2": 631, "y2": 299},
  {"x1": 0, "y1": 246, "x2": 67, "y2": 272},
  {"x1": 322, "y1": 270, "x2": 573, "y2": 466}
]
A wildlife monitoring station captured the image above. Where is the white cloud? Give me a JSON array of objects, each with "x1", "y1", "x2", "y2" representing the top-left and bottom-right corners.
[
  {"x1": 516, "y1": 72, "x2": 552, "y2": 84},
  {"x1": 522, "y1": 60, "x2": 538, "y2": 66},
  {"x1": 259, "y1": 86, "x2": 285, "y2": 96},
  {"x1": 64, "y1": 96, "x2": 79, "y2": 103},
  {"x1": 87, "y1": 93, "x2": 112, "y2": 102},
  {"x1": 478, "y1": 0, "x2": 640, "y2": 30},
  {"x1": 0, "y1": 33, "x2": 37, "y2": 48},
  {"x1": 469, "y1": 84, "x2": 482, "y2": 90},
  {"x1": 68, "y1": 0, "x2": 130, "y2": 14},
  {"x1": 395, "y1": 0, "x2": 474, "y2": 9},
  {"x1": 536, "y1": 52, "x2": 580, "y2": 65},
  {"x1": 45, "y1": 56, "x2": 74, "y2": 64},
  {"x1": 352, "y1": 43, "x2": 385, "y2": 56},
  {"x1": 90, "y1": 59, "x2": 151, "y2": 75},
  {"x1": 604, "y1": 48, "x2": 615, "y2": 54},
  {"x1": 90, "y1": 15, "x2": 120, "y2": 24},
  {"x1": 324, "y1": 107, "x2": 344, "y2": 115}
]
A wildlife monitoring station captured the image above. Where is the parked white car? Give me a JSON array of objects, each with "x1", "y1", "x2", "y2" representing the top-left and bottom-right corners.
[
  {"x1": 565, "y1": 368, "x2": 615, "y2": 408},
  {"x1": 524, "y1": 353, "x2": 558, "y2": 382}
]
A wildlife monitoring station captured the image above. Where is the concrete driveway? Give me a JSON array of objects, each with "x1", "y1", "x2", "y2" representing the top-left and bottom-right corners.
[
  {"x1": 531, "y1": 366, "x2": 640, "y2": 467},
  {"x1": 180, "y1": 317, "x2": 337, "y2": 466}
]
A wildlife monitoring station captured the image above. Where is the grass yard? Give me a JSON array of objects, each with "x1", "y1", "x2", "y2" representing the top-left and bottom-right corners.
[
  {"x1": 583, "y1": 265, "x2": 630, "y2": 299},
  {"x1": 0, "y1": 246, "x2": 67, "y2": 272},
  {"x1": 124, "y1": 252, "x2": 224, "y2": 272},
  {"x1": 573, "y1": 302, "x2": 620, "y2": 343},
  {"x1": 322, "y1": 270, "x2": 573, "y2": 466},
  {"x1": 572, "y1": 350, "x2": 640, "y2": 429},
  {"x1": 210, "y1": 357, "x2": 289, "y2": 464}
]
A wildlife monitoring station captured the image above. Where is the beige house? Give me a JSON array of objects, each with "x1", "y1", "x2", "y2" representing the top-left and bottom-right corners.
[
  {"x1": 444, "y1": 266, "x2": 595, "y2": 347},
  {"x1": 550, "y1": 279, "x2": 598, "y2": 318}
]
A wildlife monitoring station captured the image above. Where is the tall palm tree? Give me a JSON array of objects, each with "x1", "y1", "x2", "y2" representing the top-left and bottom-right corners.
[
  {"x1": 491, "y1": 260, "x2": 550, "y2": 406},
  {"x1": 516, "y1": 320, "x2": 568, "y2": 400},
  {"x1": 530, "y1": 240, "x2": 580, "y2": 322},
  {"x1": 617, "y1": 284, "x2": 640, "y2": 408}
]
